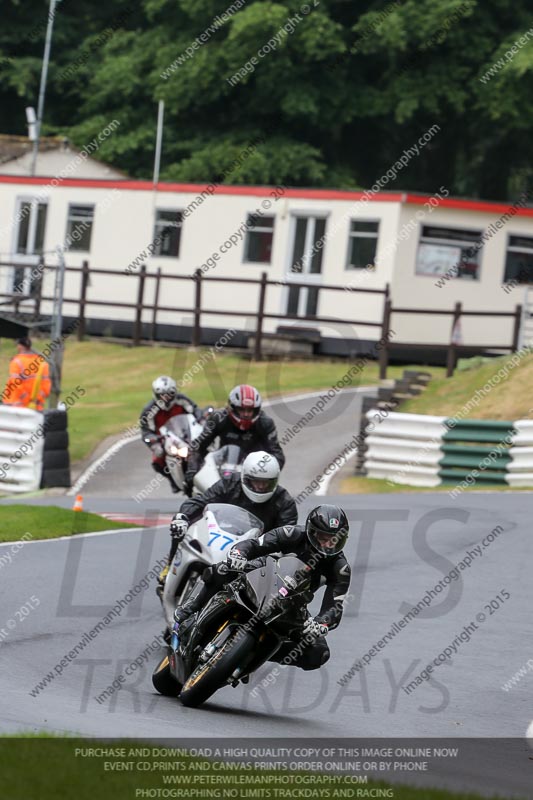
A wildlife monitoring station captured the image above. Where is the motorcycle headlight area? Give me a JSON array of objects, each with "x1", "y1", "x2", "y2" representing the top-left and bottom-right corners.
[{"x1": 168, "y1": 444, "x2": 188, "y2": 457}]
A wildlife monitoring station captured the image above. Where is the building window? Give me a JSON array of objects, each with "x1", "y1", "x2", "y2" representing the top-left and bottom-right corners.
[
  {"x1": 503, "y1": 235, "x2": 533, "y2": 284},
  {"x1": 16, "y1": 201, "x2": 47, "y2": 255},
  {"x1": 416, "y1": 225, "x2": 482, "y2": 279},
  {"x1": 66, "y1": 205, "x2": 94, "y2": 252},
  {"x1": 244, "y1": 214, "x2": 275, "y2": 263},
  {"x1": 346, "y1": 220, "x2": 380, "y2": 270},
  {"x1": 153, "y1": 210, "x2": 183, "y2": 257}
]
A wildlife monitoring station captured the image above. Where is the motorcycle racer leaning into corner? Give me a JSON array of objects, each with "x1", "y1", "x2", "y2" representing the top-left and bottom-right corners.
[
  {"x1": 158, "y1": 450, "x2": 297, "y2": 587},
  {"x1": 182, "y1": 384, "x2": 285, "y2": 496},
  {"x1": 140, "y1": 376, "x2": 203, "y2": 494},
  {"x1": 172, "y1": 505, "x2": 351, "y2": 672}
]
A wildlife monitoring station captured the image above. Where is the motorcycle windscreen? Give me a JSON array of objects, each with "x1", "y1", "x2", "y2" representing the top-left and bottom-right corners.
[
  {"x1": 214, "y1": 444, "x2": 243, "y2": 477},
  {"x1": 204, "y1": 503, "x2": 263, "y2": 538},
  {"x1": 244, "y1": 555, "x2": 311, "y2": 612},
  {"x1": 165, "y1": 415, "x2": 192, "y2": 444}
]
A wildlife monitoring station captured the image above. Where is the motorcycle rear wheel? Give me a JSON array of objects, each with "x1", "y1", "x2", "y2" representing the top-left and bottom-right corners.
[
  {"x1": 152, "y1": 653, "x2": 181, "y2": 697},
  {"x1": 179, "y1": 630, "x2": 254, "y2": 708}
]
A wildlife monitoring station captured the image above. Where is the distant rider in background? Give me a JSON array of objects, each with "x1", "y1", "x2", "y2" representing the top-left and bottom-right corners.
[
  {"x1": 140, "y1": 376, "x2": 202, "y2": 493},
  {"x1": 183, "y1": 384, "x2": 285, "y2": 495}
]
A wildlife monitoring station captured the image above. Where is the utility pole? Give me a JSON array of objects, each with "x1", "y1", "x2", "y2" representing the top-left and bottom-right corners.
[
  {"x1": 49, "y1": 246, "x2": 66, "y2": 408},
  {"x1": 30, "y1": 0, "x2": 61, "y2": 176},
  {"x1": 153, "y1": 100, "x2": 165, "y2": 186}
]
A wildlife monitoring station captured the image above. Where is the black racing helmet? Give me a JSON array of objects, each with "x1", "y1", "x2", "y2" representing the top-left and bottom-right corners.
[{"x1": 305, "y1": 505, "x2": 349, "y2": 556}]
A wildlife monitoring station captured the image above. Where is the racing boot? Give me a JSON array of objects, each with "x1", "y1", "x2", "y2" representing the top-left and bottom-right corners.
[{"x1": 171, "y1": 601, "x2": 198, "y2": 649}]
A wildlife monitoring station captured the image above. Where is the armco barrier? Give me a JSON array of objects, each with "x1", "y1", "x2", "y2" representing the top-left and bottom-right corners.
[
  {"x1": 364, "y1": 412, "x2": 447, "y2": 487},
  {"x1": 354, "y1": 369, "x2": 432, "y2": 476},
  {"x1": 507, "y1": 421, "x2": 533, "y2": 487},
  {"x1": 0, "y1": 406, "x2": 44, "y2": 493},
  {"x1": 362, "y1": 410, "x2": 533, "y2": 488},
  {"x1": 440, "y1": 419, "x2": 515, "y2": 485}
]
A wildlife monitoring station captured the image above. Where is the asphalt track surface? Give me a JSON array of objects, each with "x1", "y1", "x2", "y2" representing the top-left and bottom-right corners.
[{"x1": 1, "y1": 388, "x2": 533, "y2": 797}]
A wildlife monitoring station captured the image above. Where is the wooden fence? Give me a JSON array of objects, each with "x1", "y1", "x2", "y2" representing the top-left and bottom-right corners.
[{"x1": 0, "y1": 260, "x2": 523, "y2": 378}]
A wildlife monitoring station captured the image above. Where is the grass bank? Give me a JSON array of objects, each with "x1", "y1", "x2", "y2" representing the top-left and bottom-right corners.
[
  {"x1": 400, "y1": 351, "x2": 533, "y2": 420},
  {"x1": 0, "y1": 338, "x2": 443, "y2": 463},
  {"x1": 0, "y1": 505, "x2": 138, "y2": 542}
]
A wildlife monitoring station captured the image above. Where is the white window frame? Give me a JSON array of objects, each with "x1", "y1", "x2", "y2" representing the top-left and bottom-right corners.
[
  {"x1": 416, "y1": 224, "x2": 483, "y2": 280},
  {"x1": 345, "y1": 218, "x2": 381, "y2": 271},
  {"x1": 242, "y1": 213, "x2": 276, "y2": 264},
  {"x1": 152, "y1": 208, "x2": 184, "y2": 259},
  {"x1": 7, "y1": 195, "x2": 49, "y2": 296},
  {"x1": 503, "y1": 232, "x2": 533, "y2": 284},
  {"x1": 282, "y1": 211, "x2": 330, "y2": 319},
  {"x1": 65, "y1": 203, "x2": 95, "y2": 253}
]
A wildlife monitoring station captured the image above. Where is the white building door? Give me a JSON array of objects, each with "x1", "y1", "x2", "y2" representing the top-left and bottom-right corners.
[
  {"x1": 10, "y1": 197, "x2": 48, "y2": 294},
  {"x1": 285, "y1": 215, "x2": 327, "y2": 318}
]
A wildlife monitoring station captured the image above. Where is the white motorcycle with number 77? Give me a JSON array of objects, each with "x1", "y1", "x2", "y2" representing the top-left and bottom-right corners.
[{"x1": 161, "y1": 503, "x2": 263, "y2": 633}]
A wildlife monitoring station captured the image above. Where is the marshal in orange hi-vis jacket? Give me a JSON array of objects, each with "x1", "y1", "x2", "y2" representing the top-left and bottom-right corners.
[{"x1": 1, "y1": 337, "x2": 51, "y2": 412}]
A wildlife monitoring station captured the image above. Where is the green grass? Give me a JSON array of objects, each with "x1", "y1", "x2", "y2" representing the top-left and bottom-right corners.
[
  {"x1": 401, "y1": 351, "x2": 533, "y2": 421},
  {"x1": 0, "y1": 736, "x2": 513, "y2": 800},
  {"x1": 0, "y1": 337, "x2": 443, "y2": 463},
  {"x1": 0, "y1": 505, "x2": 138, "y2": 542},
  {"x1": 341, "y1": 352, "x2": 533, "y2": 494}
]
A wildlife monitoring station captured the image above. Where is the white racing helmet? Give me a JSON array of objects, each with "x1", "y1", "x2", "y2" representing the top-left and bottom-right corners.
[
  {"x1": 241, "y1": 451, "x2": 280, "y2": 504},
  {"x1": 152, "y1": 375, "x2": 177, "y2": 410}
]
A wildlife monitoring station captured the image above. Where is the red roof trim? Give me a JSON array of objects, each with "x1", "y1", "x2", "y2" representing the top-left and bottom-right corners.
[
  {"x1": 0, "y1": 175, "x2": 402, "y2": 202},
  {"x1": 0, "y1": 175, "x2": 531, "y2": 217},
  {"x1": 404, "y1": 192, "x2": 533, "y2": 218}
]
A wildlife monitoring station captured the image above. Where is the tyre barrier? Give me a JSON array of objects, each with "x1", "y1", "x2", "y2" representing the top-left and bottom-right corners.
[
  {"x1": 0, "y1": 406, "x2": 45, "y2": 493},
  {"x1": 353, "y1": 369, "x2": 432, "y2": 476},
  {"x1": 361, "y1": 410, "x2": 533, "y2": 488},
  {"x1": 41, "y1": 409, "x2": 71, "y2": 488},
  {"x1": 0, "y1": 406, "x2": 71, "y2": 494}
]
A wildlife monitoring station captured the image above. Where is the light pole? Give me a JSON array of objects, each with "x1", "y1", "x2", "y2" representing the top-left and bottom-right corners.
[
  {"x1": 30, "y1": 0, "x2": 62, "y2": 176},
  {"x1": 49, "y1": 246, "x2": 66, "y2": 409}
]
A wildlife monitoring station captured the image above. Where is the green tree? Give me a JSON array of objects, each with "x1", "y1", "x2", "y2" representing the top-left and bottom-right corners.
[{"x1": 1, "y1": 0, "x2": 531, "y2": 199}]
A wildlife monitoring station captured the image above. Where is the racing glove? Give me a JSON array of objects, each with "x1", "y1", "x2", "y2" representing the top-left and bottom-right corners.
[
  {"x1": 227, "y1": 548, "x2": 247, "y2": 571},
  {"x1": 170, "y1": 513, "x2": 188, "y2": 541},
  {"x1": 303, "y1": 617, "x2": 329, "y2": 639}
]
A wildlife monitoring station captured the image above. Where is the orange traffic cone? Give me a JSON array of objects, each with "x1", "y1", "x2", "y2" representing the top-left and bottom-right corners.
[{"x1": 73, "y1": 494, "x2": 83, "y2": 512}]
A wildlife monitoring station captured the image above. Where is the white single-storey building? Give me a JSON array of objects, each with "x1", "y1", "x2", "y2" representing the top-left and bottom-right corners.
[{"x1": 0, "y1": 168, "x2": 532, "y2": 359}]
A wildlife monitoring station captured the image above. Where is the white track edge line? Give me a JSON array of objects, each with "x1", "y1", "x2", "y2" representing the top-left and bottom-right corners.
[{"x1": 0, "y1": 525, "x2": 168, "y2": 548}]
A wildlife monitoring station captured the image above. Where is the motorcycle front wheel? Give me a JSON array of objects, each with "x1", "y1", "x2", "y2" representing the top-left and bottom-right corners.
[{"x1": 179, "y1": 630, "x2": 254, "y2": 708}]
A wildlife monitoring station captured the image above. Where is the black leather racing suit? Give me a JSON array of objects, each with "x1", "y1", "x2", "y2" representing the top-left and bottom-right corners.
[
  {"x1": 167, "y1": 473, "x2": 297, "y2": 564},
  {"x1": 176, "y1": 525, "x2": 351, "y2": 671},
  {"x1": 186, "y1": 408, "x2": 285, "y2": 478}
]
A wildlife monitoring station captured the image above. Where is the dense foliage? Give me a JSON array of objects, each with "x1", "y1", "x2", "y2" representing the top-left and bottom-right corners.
[{"x1": 1, "y1": 0, "x2": 532, "y2": 198}]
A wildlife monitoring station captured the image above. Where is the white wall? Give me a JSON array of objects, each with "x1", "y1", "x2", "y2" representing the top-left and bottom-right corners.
[
  {"x1": 0, "y1": 177, "x2": 531, "y2": 349},
  {"x1": 390, "y1": 202, "x2": 532, "y2": 346}
]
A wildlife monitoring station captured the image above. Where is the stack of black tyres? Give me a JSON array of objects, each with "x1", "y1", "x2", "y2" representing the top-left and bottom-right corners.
[{"x1": 40, "y1": 409, "x2": 71, "y2": 488}]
